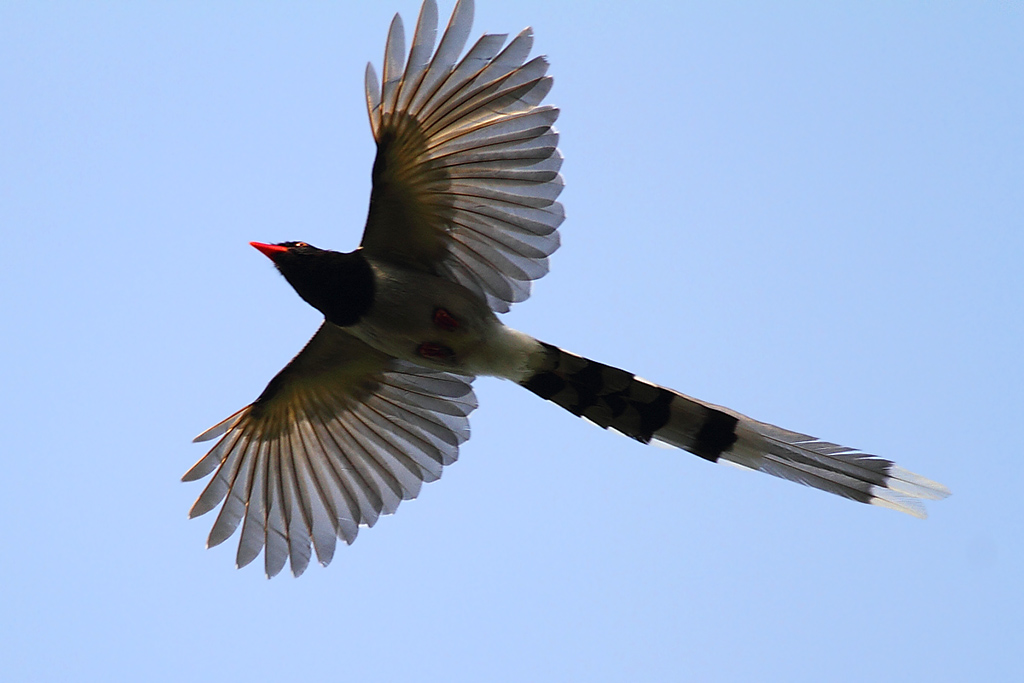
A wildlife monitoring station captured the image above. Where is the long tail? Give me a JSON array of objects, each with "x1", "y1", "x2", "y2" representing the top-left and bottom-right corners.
[{"x1": 519, "y1": 342, "x2": 950, "y2": 517}]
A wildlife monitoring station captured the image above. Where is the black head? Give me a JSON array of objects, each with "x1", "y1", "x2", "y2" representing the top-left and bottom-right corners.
[{"x1": 250, "y1": 241, "x2": 374, "y2": 326}]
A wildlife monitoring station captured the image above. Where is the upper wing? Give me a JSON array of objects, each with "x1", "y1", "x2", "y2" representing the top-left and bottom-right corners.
[
  {"x1": 360, "y1": 0, "x2": 564, "y2": 313},
  {"x1": 183, "y1": 323, "x2": 477, "y2": 577}
]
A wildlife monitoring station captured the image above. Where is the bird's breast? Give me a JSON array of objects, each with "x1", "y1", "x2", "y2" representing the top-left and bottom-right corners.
[{"x1": 345, "y1": 260, "x2": 538, "y2": 378}]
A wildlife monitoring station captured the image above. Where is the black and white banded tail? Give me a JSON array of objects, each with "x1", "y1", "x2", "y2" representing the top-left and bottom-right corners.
[{"x1": 520, "y1": 343, "x2": 950, "y2": 517}]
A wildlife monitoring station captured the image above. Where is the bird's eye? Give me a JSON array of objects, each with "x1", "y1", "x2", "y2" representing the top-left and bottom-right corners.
[{"x1": 294, "y1": 242, "x2": 309, "y2": 248}]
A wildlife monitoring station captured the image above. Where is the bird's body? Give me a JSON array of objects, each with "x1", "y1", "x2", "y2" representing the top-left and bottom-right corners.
[
  {"x1": 258, "y1": 241, "x2": 543, "y2": 380},
  {"x1": 349, "y1": 255, "x2": 541, "y2": 380},
  {"x1": 186, "y1": 0, "x2": 949, "y2": 577}
]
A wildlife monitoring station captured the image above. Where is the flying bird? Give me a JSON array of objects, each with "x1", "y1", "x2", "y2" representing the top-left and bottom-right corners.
[{"x1": 185, "y1": 0, "x2": 950, "y2": 577}]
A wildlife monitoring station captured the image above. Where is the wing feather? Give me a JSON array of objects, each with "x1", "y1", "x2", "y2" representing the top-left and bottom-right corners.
[
  {"x1": 298, "y1": 420, "x2": 364, "y2": 539},
  {"x1": 416, "y1": 33, "x2": 508, "y2": 124},
  {"x1": 206, "y1": 434, "x2": 258, "y2": 549},
  {"x1": 263, "y1": 439, "x2": 290, "y2": 577},
  {"x1": 361, "y1": 0, "x2": 564, "y2": 313},
  {"x1": 420, "y1": 29, "x2": 533, "y2": 132},
  {"x1": 299, "y1": 418, "x2": 380, "y2": 530},
  {"x1": 395, "y1": 0, "x2": 438, "y2": 113},
  {"x1": 407, "y1": 0, "x2": 475, "y2": 116},
  {"x1": 278, "y1": 435, "x2": 312, "y2": 577},
  {"x1": 236, "y1": 440, "x2": 269, "y2": 568},
  {"x1": 184, "y1": 323, "x2": 477, "y2": 576},
  {"x1": 380, "y1": 14, "x2": 407, "y2": 117}
]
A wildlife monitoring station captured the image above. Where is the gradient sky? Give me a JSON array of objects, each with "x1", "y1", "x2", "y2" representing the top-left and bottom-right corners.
[{"x1": 2, "y1": 2, "x2": 1021, "y2": 681}]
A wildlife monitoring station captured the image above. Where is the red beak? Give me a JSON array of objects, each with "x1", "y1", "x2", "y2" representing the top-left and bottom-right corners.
[{"x1": 250, "y1": 242, "x2": 289, "y2": 260}]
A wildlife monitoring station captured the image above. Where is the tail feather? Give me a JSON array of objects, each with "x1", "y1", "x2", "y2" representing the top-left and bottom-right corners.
[{"x1": 520, "y1": 342, "x2": 950, "y2": 517}]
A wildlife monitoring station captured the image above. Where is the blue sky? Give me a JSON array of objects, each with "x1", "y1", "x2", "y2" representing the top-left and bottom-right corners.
[{"x1": 2, "y1": 2, "x2": 1021, "y2": 681}]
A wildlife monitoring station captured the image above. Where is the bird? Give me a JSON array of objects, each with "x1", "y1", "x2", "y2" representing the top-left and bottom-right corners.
[{"x1": 184, "y1": 0, "x2": 950, "y2": 578}]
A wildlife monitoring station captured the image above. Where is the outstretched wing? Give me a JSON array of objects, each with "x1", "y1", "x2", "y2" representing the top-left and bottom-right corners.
[
  {"x1": 360, "y1": 0, "x2": 564, "y2": 313},
  {"x1": 183, "y1": 323, "x2": 477, "y2": 577}
]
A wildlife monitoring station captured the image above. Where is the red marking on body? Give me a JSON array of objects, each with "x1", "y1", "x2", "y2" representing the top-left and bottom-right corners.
[
  {"x1": 417, "y1": 342, "x2": 455, "y2": 360},
  {"x1": 433, "y1": 308, "x2": 460, "y2": 332}
]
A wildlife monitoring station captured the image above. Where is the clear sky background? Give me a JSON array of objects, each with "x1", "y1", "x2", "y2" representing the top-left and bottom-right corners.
[{"x1": 2, "y1": 2, "x2": 1021, "y2": 681}]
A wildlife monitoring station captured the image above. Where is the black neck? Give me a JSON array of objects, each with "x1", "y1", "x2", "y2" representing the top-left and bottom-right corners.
[{"x1": 280, "y1": 250, "x2": 375, "y2": 326}]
